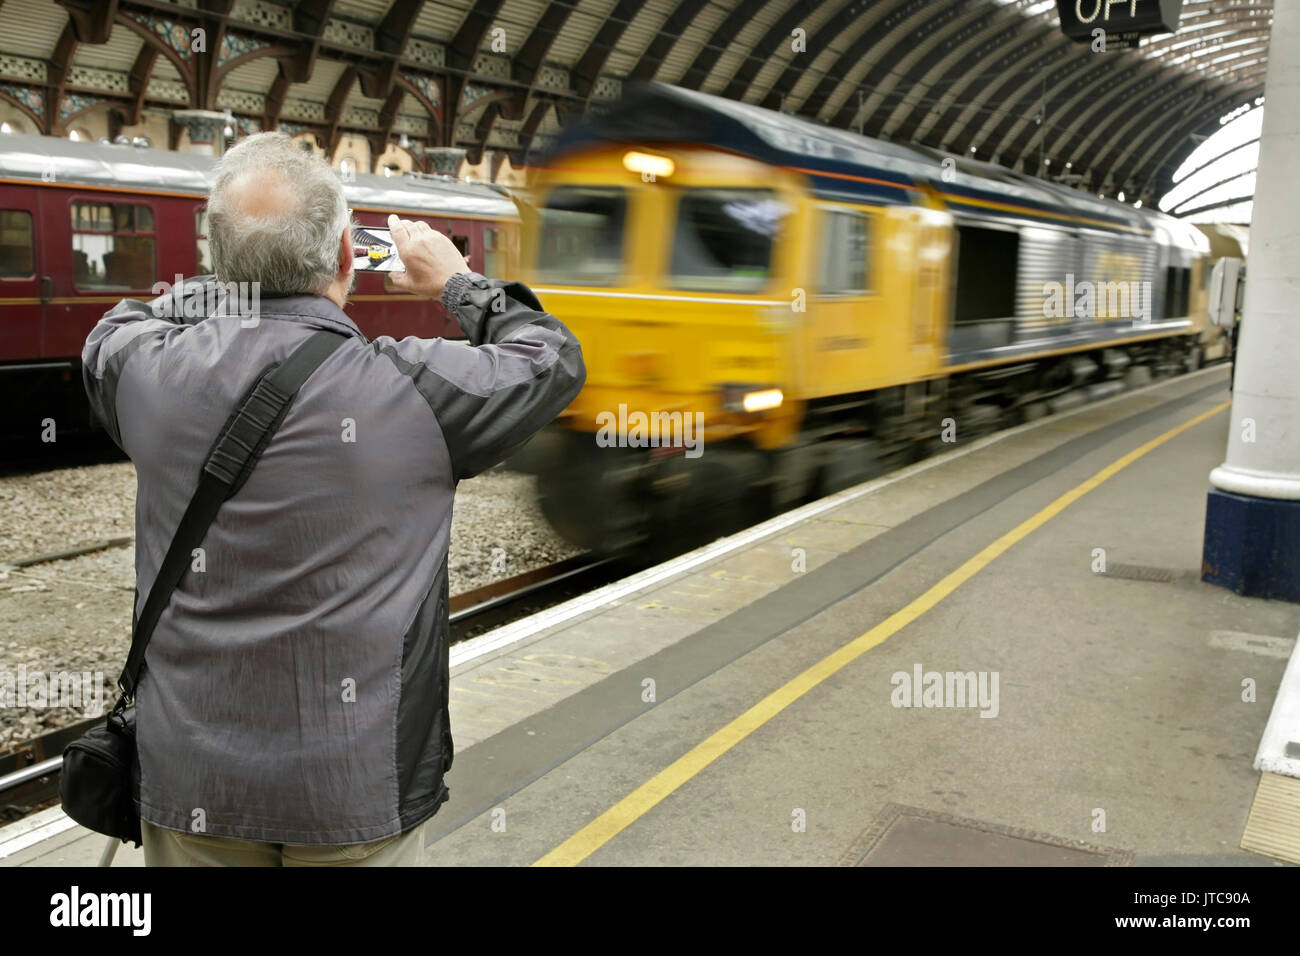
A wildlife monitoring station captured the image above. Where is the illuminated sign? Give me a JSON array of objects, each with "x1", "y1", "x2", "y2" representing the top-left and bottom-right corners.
[{"x1": 1057, "y1": 0, "x2": 1183, "y2": 45}]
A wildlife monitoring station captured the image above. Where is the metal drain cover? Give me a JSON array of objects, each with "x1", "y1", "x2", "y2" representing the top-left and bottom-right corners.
[{"x1": 839, "y1": 804, "x2": 1133, "y2": 867}]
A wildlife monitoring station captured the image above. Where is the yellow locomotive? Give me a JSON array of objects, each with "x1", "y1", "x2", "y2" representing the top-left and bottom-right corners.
[{"x1": 516, "y1": 83, "x2": 1216, "y2": 554}]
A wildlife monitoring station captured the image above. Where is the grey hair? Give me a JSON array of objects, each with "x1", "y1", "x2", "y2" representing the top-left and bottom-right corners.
[{"x1": 207, "y1": 132, "x2": 351, "y2": 296}]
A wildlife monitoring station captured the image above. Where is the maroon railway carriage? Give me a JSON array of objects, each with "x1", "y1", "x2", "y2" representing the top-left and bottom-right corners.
[{"x1": 0, "y1": 132, "x2": 520, "y2": 438}]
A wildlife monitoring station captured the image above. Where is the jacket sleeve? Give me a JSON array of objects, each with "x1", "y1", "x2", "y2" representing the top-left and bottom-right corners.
[
  {"x1": 81, "y1": 277, "x2": 216, "y2": 447},
  {"x1": 375, "y1": 272, "x2": 586, "y2": 481}
]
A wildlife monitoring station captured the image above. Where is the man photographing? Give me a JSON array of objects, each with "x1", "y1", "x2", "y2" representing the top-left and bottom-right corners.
[{"x1": 81, "y1": 132, "x2": 585, "y2": 865}]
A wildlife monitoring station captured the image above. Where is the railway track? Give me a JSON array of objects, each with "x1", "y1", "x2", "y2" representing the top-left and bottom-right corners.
[{"x1": 0, "y1": 552, "x2": 623, "y2": 825}]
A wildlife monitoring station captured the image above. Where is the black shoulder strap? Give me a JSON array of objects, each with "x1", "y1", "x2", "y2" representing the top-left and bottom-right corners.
[{"x1": 117, "y1": 329, "x2": 346, "y2": 699}]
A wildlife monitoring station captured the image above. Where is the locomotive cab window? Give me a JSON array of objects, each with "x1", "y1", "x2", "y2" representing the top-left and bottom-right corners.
[
  {"x1": 669, "y1": 188, "x2": 785, "y2": 293},
  {"x1": 71, "y1": 201, "x2": 156, "y2": 291},
  {"x1": 0, "y1": 210, "x2": 34, "y2": 278},
  {"x1": 817, "y1": 208, "x2": 871, "y2": 295},
  {"x1": 538, "y1": 186, "x2": 626, "y2": 284}
]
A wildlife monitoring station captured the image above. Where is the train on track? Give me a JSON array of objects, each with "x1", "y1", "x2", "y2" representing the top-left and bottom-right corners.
[
  {"x1": 513, "y1": 82, "x2": 1226, "y2": 555},
  {"x1": 0, "y1": 132, "x2": 519, "y2": 437}
]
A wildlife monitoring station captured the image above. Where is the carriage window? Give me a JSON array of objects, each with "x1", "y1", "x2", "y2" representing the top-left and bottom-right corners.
[
  {"x1": 538, "y1": 186, "x2": 626, "y2": 284},
  {"x1": 450, "y1": 233, "x2": 471, "y2": 272},
  {"x1": 73, "y1": 203, "x2": 113, "y2": 232},
  {"x1": 71, "y1": 201, "x2": 156, "y2": 291},
  {"x1": 195, "y1": 208, "x2": 211, "y2": 274},
  {"x1": 670, "y1": 189, "x2": 785, "y2": 293},
  {"x1": 818, "y1": 208, "x2": 870, "y2": 295},
  {"x1": 482, "y1": 227, "x2": 504, "y2": 278},
  {"x1": 0, "y1": 210, "x2": 34, "y2": 278}
]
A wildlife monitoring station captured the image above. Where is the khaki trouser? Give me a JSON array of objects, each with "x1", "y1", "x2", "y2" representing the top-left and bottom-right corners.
[{"x1": 141, "y1": 818, "x2": 429, "y2": 866}]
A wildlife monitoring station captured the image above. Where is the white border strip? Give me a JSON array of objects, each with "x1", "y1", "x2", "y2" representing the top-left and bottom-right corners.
[
  {"x1": 0, "y1": 805, "x2": 77, "y2": 861},
  {"x1": 1254, "y1": 626, "x2": 1300, "y2": 778},
  {"x1": 452, "y1": 365, "x2": 1226, "y2": 669}
]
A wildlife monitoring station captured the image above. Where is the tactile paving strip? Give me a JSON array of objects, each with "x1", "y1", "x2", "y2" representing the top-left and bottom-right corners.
[{"x1": 838, "y1": 804, "x2": 1134, "y2": 867}]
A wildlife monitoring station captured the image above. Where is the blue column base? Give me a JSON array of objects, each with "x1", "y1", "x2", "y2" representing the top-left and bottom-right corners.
[{"x1": 1202, "y1": 488, "x2": 1300, "y2": 603}]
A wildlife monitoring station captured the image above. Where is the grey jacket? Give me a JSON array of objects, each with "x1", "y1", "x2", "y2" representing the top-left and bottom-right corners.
[{"x1": 82, "y1": 272, "x2": 585, "y2": 844}]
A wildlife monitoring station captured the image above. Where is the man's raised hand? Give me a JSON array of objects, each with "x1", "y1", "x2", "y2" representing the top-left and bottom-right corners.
[{"x1": 386, "y1": 213, "x2": 472, "y2": 299}]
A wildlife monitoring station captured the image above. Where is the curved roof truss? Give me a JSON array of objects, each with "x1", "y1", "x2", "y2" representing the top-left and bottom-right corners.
[{"x1": 0, "y1": 0, "x2": 1271, "y2": 203}]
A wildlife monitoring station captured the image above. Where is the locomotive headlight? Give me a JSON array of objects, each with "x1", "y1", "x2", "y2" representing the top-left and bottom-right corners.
[
  {"x1": 622, "y1": 150, "x2": 675, "y2": 179},
  {"x1": 722, "y1": 385, "x2": 783, "y2": 413},
  {"x1": 742, "y1": 388, "x2": 783, "y2": 412}
]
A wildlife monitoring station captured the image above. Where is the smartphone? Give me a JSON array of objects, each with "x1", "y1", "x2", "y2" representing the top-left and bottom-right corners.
[{"x1": 351, "y1": 226, "x2": 405, "y2": 272}]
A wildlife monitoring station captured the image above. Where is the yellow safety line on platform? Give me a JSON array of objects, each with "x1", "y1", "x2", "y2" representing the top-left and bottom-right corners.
[{"x1": 534, "y1": 398, "x2": 1231, "y2": 867}]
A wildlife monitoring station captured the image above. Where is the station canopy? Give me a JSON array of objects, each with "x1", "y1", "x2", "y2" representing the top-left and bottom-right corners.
[{"x1": 0, "y1": 0, "x2": 1273, "y2": 206}]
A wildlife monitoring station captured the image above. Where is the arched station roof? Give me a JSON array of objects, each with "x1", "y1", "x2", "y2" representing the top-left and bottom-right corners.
[{"x1": 0, "y1": 0, "x2": 1272, "y2": 204}]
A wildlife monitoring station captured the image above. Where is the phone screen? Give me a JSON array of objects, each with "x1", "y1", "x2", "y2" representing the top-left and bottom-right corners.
[{"x1": 351, "y1": 226, "x2": 405, "y2": 272}]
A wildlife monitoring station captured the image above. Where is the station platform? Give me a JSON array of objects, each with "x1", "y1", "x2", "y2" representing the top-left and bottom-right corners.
[{"x1": 5, "y1": 363, "x2": 1297, "y2": 867}]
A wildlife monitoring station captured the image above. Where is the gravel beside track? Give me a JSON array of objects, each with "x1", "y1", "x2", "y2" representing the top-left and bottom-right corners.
[
  {"x1": 0, "y1": 462, "x2": 580, "y2": 753},
  {"x1": 0, "y1": 462, "x2": 136, "y2": 561}
]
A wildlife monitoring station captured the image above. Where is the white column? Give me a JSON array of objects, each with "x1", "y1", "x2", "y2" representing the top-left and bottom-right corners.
[{"x1": 1208, "y1": 4, "x2": 1300, "y2": 499}]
